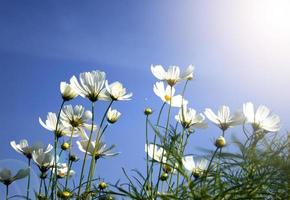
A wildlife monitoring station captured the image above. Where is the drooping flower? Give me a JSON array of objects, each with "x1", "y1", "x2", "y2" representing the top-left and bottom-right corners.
[
  {"x1": 70, "y1": 70, "x2": 106, "y2": 102},
  {"x1": 60, "y1": 81, "x2": 78, "y2": 101},
  {"x1": 153, "y1": 82, "x2": 188, "y2": 107},
  {"x1": 32, "y1": 149, "x2": 54, "y2": 173},
  {"x1": 10, "y1": 140, "x2": 53, "y2": 159},
  {"x1": 145, "y1": 144, "x2": 167, "y2": 163},
  {"x1": 107, "y1": 108, "x2": 121, "y2": 124},
  {"x1": 151, "y1": 65, "x2": 194, "y2": 86},
  {"x1": 51, "y1": 163, "x2": 75, "y2": 179},
  {"x1": 60, "y1": 105, "x2": 92, "y2": 130},
  {"x1": 39, "y1": 112, "x2": 71, "y2": 138},
  {"x1": 99, "y1": 81, "x2": 132, "y2": 101},
  {"x1": 243, "y1": 102, "x2": 280, "y2": 132},
  {"x1": 76, "y1": 140, "x2": 118, "y2": 160},
  {"x1": 0, "y1": 168, "x2": 29, "y2": 186},
  {"x1": 182, "y1": 156, "x2": 208, "y2": 177},
  {"x1": 204, "y1": 106, "x2": 244, "y2": 131},
  {"x1": 175, "y1": 105, "x2": 207, "y2": 129}
]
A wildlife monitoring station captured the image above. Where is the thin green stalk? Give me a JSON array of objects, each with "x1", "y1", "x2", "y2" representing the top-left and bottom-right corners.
[
  {"x1": 39, "y1": 177, "x2": 43, "y2": 194},
  {"x1": 155, "y1": 86, "x2": 173, "y2": 193},
  {"x1": 145, "y1": 115, "x2": 149, "y2": 180},
  {"x1": 86, "y1": 100, "x2": 113, "y2": 192},
  {"x1": 6, "y1": 185, "x2": 9, "y2": 200},
  {"x1": 51, "y1": 99, "x2": 65, "y2": 200},
  {"x1": 64, "y1": 127, "x2": 75, "y2": 190},
  {"x1": 203, "y1": 147, "x2": 219, "y2": 186},
  {"x1": 26, "y1": 158, "x2": 31, "y2": 200},
  {"x1": 77, "y1": 101, "x2": 95, "y2": 197},
  {"x1": 65, "y1": 160, "x2": 73, "y2": 190}
]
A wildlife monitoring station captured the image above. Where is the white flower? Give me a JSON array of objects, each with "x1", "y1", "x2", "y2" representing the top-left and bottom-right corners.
[
  {"x1": 175, "y1": 105, "x2": 207, "y2": 129},
  {"x1": 76, "y1": 140, "x2": 118, "y2": 159},
  {"x1": 243, "y1": 102, "x2": 280, "y2": 132},
  {"x1": 60, "y1": 81, "x2": 78, "y2": 101},
  {"x1": 182, "y1": 156, "x2": 208, "y2": 175},
  {"x1": 151, "y1": 65, "x2": 194, "y2": 86},
  {"x1": 99, "y1": 81, "x2": 132, "y2": 101},
  {"x1": 153, "y1": 82, "x2": 188, "y2": 107},
  {"x1": 10, "y1": 140, "x2": 53, "y2": 159},
  {"x1": 145, "y1": 144, "x2": 167, "y2": 163},
  {"x1": 204, "y1": 106, "x2": 244, "y2": 131},
  {"x1": 32, "y1": 149, "x2": 54, "y2": 173},
  {"x1": 107, "y1": 108, "x2": 121, "y2": 124},
  {"x1": 51, "y1": 163, "x2": 75, "y2": 179},
  {"x1": 60, "y1": 105, "x2": 92, "y2": 130},
  {"x1": 70, "y1": 70, "x2": 106, "y2": 102},
  {"x1": 39, "y1": 112, "x2": 71, "y2": 137},
  {"x1": 0, "y1": 168, "x2": 29, "y2": 186}
]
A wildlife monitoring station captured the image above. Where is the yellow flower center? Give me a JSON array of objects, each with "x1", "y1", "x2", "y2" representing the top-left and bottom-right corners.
[{"x1": 164, "y1": 95, "x2": 171, "y2": 101}]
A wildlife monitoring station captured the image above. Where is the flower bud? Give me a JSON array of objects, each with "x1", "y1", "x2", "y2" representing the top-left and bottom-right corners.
[
  {"x1": 160, "y1": 172, "x2": 168, "y2": 181},
  {"x1": 61, "y1": 142, "x2": 70, "y2": 150},
  {"x1": 107, "y1": 108, "x2": 121, "y2": 124},
  {"x1": 215, "y1": 136, "x2": 226, "y2": 148},
  {"x1": 98, "y1": 181, "x2": 107, "y2": 190},
  {"x1": 69, "y1": 154, "x2": 79, "y2": 162},
  {"x1": 62, "y1": 191, "x2": 72, "y2": 198},
  {"x1": 163, "y1": 164, "x2": 172, "y2": 173},
  {"x1": 144, "y1": 108, "x2": 153, "y2": 115},
  {"x1": 60, "y1": 82, "x2": 78, "y2": 101},
  {"x1": 37, "y1": 194, "x2": 48, "y2": 200}
]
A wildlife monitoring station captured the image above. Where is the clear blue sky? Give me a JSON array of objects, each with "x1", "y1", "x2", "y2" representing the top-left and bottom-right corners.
[{"x1": 1, "y1": 0, "x2": 290, "y2": 197}]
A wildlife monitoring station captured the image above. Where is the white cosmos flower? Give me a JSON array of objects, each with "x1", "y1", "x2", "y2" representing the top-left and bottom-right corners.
[
  {"x1": 153, "y1": 82, "x2": 188, "y2": 107},
  {"x1": 204, "y1": 106, "x2": 244, "y2": 131},
  {"x1": 10, "y1": 140, "x2": 53, "y2": 159},
  {"x1": 145, "y1": 144, "x2": 167, "y2": 163},
  {"x1": 0, "y1": 168, "x2": 29, "y2": 186},
  {"x1": 60, "y1": 105, "x2": 92, "y2": 129},
  {"x1": 32, "y1": 149, "x2": 54, "y2": 173},
  {"x1": 182, "y1": 156, "x2": 208, "y2": 175},
  {"x1": 39, "y1": 112, "x2": 71, "y2": 137},
  {"x1": 175, "y1": 105, "x2": 207, "y2": 129},
  {"x1": 151, "y1": 65, "x2": 194, "y2": 86},
  {"x1": 107, "y1": 108, "x2": 121, "y2": 124},
  {"x1": 70, "y1": 70, "x2": 106, "y2": 102},
  {"x1": 60, "y1": 81, "x2": 78, "y2": 101},
  {"x1": 51, "y1": 163, "x2": 75, "y2": 179},
  {"x1": 243, "y1": 102, "x2": 280, "y2": 132},
  {"x1": 99, "y1": 81, "x2": 132, "y2": 101},
  {"x1": 76, "y1": 140, "x2": 119, "y2": 159}
]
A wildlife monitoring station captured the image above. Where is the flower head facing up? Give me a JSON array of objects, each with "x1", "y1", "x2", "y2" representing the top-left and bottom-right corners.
[
  {"x1": 70, "y1": 70, "x2": 106, "y2": 102},
  {"x1": 99, "y1": 81, "x2": 132, "y2": 101},
  {"x1": 76, "y1": 140, "x2": 119, "y2": 160},
  {"x1": 10, "y1": 140, "x2": 53, "y2": 159},
  {"x1": 153, "y1": 82, "x2": 188, "y2": 107},
  {"x1": 151, "y1": 65, "x2": 194, "y2": 86},
  {"x1": 204, "y1": 105, "x2": 244, "y2": 131},
  {"x1": 107, "y1": 108, "x2": 121, "y2": 124},
  {"x1": 182, "y1": 156, "x2": 208, "y2": 178},
  {"x1": 39, "y1": 112, "x2": 70, "y2": 138},
  {"x1": 60, "y1": 81, "x2": 78, "y2": 101},
  {"x1": 145, "y1": 144, "x2": 167, "y2": 163},
  {"x1": 32, "y1": 148, "x2": 54, "y2": 173},
  {"x1": 60, "y1": 105, "x2": 92, "y2": 129},
  {"x1": 51, "y1": 163, "x2": 75, "y2": 179},
  {"x1": 243, "y1": 102, "x2": 280, "y2": 132},
  {"x1": 0, "y1": 168, "x2": 29, "y2": 186},
  {"x1": 175, "y1": 105, "x2": 207, "y2": 129}
]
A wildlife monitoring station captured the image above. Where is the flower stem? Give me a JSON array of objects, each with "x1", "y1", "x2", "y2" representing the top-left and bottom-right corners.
[
  {"x1": 86, "y1": 100, "x2": 113, "y2": 192},
  {"x1": 77, "y1": 101, "x2": 95, "y2": 197},
  {"x1": 26, "y1": 158, "x2": 31, "y2": 200},
  {"x1": 64, "y1": 128, "x2": 74, "y2": 190},
  {"x1": 6, "y1": 185, "x2": 9, "y2": 200}
]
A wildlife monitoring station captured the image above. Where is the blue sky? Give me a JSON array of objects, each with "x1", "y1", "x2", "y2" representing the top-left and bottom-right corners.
[{"x1": 1, "y1": 0, "x2": 290, "y2": 197}]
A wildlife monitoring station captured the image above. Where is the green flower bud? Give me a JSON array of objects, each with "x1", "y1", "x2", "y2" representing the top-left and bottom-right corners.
[{"x1": 144, "y1": 108, "x2": 153, "y2": 115}]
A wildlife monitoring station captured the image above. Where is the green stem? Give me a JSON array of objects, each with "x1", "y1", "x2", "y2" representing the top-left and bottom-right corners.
[
  {"x1": 64, "y1": 128, "x2": 74, "y2": 190},
  {"x1": 77, "y1": 101, "x2": 95, "y2": 198},
  {"x1": 65, "y1": 160, "x2": 73, "y2": 190},
  {"x1": 6, "y1": 185, "x2": 9, "y2": 200},
  {"x1": 155, "y1": 86, "x2": 173, "y2": 193},
  {"x1": 50, "y1": 100, "x2": 65, "y2": 200},
  {"x1": 39, "y1": 177, "x2": 43, "y2": 195},
  {"x1": 86, "y1": 100, "x2": 113, "y2": 192},
  {"x1": 26, "y1": 158, "x2": 31, "y2": 200}
]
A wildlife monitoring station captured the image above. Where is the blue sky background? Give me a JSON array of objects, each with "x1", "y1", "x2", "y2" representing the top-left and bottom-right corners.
[{"x1": 1, "y1": 0, "x2": 290, "y2": 198}]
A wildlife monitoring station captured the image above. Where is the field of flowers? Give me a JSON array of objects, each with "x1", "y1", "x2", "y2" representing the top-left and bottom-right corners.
[{"x1": 1, "y1": 65, "x2": 289, "y2": 200}]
